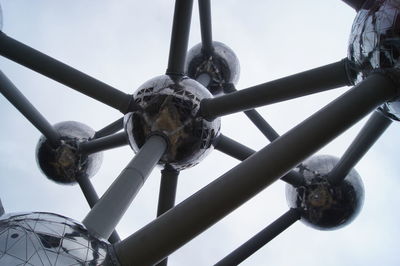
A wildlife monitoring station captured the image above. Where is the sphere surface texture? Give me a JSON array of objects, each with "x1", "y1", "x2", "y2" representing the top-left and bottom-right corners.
[
  {"x1": 0, "y1": 212, "x2": 113, "y2": 265},
  {"x1": 36, "y1": 121, "x2": 103, "y2": 184},
  {"x1": 185, "y1": 41, "x2": 240, "y2": 95},
  {"x1": 124, "y1": 75, "x2": 221, "y2": 170},
  {"x1": 286, "y1": 155, "x2": 364, "y2": 230}
]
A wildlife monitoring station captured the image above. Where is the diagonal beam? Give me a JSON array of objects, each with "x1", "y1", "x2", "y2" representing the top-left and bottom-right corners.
[
  {"x1": 0, "y1": 32, "x2": 136, "y2": 114},
  {"x1": 112, "y1": 71, "x2": 398, "y2": 266},
  {"x1": 166, "y1": 0, "x2": 194, "y2": 76},
  {"x1": 214, "y1": 134, "x2": 304, "y2": 186},
  {"x1": 0, "y1": 70, "x2": 60, "y2": 147},
  {"x1": 214, "y1": 208, "x2": 300, "y2": 266},
  {"x1": 341, "y1": 0, "x2": 367, "y2": 11},
  {"x1": 329, "y1": 110, "x2": 392, "y2": 184},
  {"x1": 198, "y1": 0, "x2": 214, "y2": 54},
  {"x1": 82, "y1": 135, "x2": 167, "y2": 240},
  {"x1": 78, "y1": 132, "x2": 128, "y2": 155},
  {"x1": 200, "y1": 59, "x2": 355, "y2": 120},
  {"x1": 76, "y1": 176, "x2": 120, "y2": 243},
  {"x1": 155, "y1": 166, "x2": 180, "y2": 266},
  {"x1": 94, "y1": 117, "x2": 124, "y2": 139},
  {"x1": 0, "y1": 198, "x2": 4, "y2": 216}
]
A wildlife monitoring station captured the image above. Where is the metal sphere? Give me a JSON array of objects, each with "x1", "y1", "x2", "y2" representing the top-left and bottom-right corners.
[
  {"x1": 0, "y1": 212, "x2": 115, "y2": 265},
  {"x1": 348, "y1": 0, "x2": 400, "y2": 120},
  {"x1": 36, "y1": 121, "x2": 103, "y2": 185},
  {"x1": 124, "y1": 75, "x2": 221, "y2": 170},
  {"x1": 185, "y1": 41, "x2": 240, "y2": 95},
  {"x1": 285, "y1": 155, "x2": 364, "y2": 230}
]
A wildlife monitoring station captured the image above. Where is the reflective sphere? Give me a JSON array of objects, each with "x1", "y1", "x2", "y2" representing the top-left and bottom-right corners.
[
  {"x1": 36, "y1": 121, "x2": 103, "y2": 185},
  {"x1": 348, "y1": 0, "x2": 400, "y2": 120},
  {"x1": 185, "y1": 41, "x2": 240, "y2": 95},
  {"x1": 286, "y1": 155, "x2": 364, "y2": 230},
  {"x1": 0, "y1": 212, "x2": 115, "y2": 265},
  {"x1": 124, "y1": 75, "x2": 221, "y2": 170}
]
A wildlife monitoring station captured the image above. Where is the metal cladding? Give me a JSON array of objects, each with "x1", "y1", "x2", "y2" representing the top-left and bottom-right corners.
[
  {"x1": 0, "y1": 212, "x2": 115, "y2": 265},
  {"x1": 348, "y1": 0, "x2": 400, "y2": 120},
  {"x1": 124, "y1": 75, "x2": 221, "y2": 170},
  {"x1": 185, "y1": 41, "x2": 240, "y2": 95},
  {"x1": 285, "y1": 155, "x2": 364, "y2": 230},
  {"x1": 36, "y1": 121, "x2": 103, "y2": 185}
]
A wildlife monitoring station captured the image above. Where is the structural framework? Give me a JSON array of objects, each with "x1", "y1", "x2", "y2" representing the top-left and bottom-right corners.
[{"x1": 0, "y1": 0, "x2": 399, "y2": 265}]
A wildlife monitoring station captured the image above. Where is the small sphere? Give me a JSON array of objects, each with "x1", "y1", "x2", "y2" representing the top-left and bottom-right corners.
[
  {"x1": 124, "y1": 75, "x2": 221, "y2": 170},
  {"x1": 185, "y1": 41, "x2": 240, "y2": 95},
  {"x1": 36, "y1": 121, "x2": 103, "y2": 185},
  {"x1": 286, "y1": 155, "x2": 364, "y2": 230},
  {"x1": 0, "y1": 212, "x2": 115, "y2": 265}
]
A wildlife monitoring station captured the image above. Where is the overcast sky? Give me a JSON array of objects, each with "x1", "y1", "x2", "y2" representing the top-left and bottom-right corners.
[{"x1": 1, "y1": 1, "x2": 400, "y2": 265}]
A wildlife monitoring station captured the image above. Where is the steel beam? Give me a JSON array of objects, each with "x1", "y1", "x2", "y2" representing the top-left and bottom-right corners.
[
  {"x1": 0, "y1": 33, "x2": 136, "y2": 114},
  {"x1": 200, "y1": 59, "x2": 355, "y2": 120},
  {"x1": 113, "y1": 71, "x2": 398, "y2": 266},
  {"x1": 155, "y1": 166, "x2": 180, "y2": 266},
  {"x1": 77, "y1": 176, "x2": 120, "y2": 243},
  {"x1": 0, "y1": 70, "x2": 60, "y2": 147},
  {"x1": 214, "y1": 134, "x2": 304, "y2": 186},
  {"x1": 94, "y1": 117, "x2": 124, "y2": 139},
  {"x1": 82, "y1": 135, "x2": 167, "y2": 240},
  {"x1": 0, "y1": 198, "x2": 4, "y2": 217},
  {"x1": 329, "y1": 110, "x2": 392, "y2": 184},
  {"x1": 166, "y1": 0, "x2": 194, "y2": 76},
  {"x1": 342, "y1": 0, "x2": 367, "y2": 11},
  {"x1": 215, "y1": 208, "x2": 300, "y2": 266},
  {"x1": 78, "y1": 132, "x2": 127, "y2": 155},
  {"x1": 198, "y1": 0, "x2": 214, "y2": 54}
]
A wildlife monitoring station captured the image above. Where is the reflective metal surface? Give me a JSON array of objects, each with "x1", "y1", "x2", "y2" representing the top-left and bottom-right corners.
[
  {"x1": 36, "y1": 121, "x2": 103, "y2": 185},
  {"x1": 0, "y1": 212, "x2": 114, "y2": 265},
  {"x1": 124, "y1": 75, "x2": 221, "y2": 170},
  {"x1": 285, "y1": 155, "x2": 364, "y2": 230},
  {"x1": 185, "y1": 41, "x2": 240, "y2": 95}
]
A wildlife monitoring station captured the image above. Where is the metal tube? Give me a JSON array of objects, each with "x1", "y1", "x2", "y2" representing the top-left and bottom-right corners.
[
  {"x1": 341, "y1": 0, "x2": 367, "y2": 11},
  {"x1": 113, "y1": 72, "x2": 398, "y2": 266},
  {"x1": 329, "y1": 110, "x2": 392, "y2": 184},
  {"x1": 215, "y1": 208, "x2": 300, "y2": 266},
  {"x1": 200, "y1": 59, "x2": 354, "y2": 120},
  {"x1": 244, "y1": 110, "x2": 280, "y2": 142},
  {"x1": 0, "y1": 198, "x2": 4, "y2": 217},
  {"x1": 77, "y1": 176, "x2": 121, "y2": 243},
  {"x1": 82, "y1": 135, "x2": 167, "y2": 240},
  {"x1": 78, "y1": 132, "x2": 128, "y2": 155},
  {"x1": 0, "y1": 32, "x2": 135, "y2": 114},
  {"x1": 198, "y1": 0, "x2": 214, "y2": 54},
  {"x1": 0, "y1": 70, "x2": 60, "y2": 147},
  {"x1": 94, "y1": 117, "x2": 124, "y2": 139},
  {"x1": 166, "y1": 0, "x2": 194, "y2": 76},
  {"x1": 155, "y1": 166, "x2": 179, "y2": 266},
  {"x1": 214, "y1": 134, "x2": 304, "y2": 186}
]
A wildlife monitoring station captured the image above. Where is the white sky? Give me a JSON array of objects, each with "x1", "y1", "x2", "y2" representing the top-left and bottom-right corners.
[{"x1": 1, "y1": 0, "x2": 400, "y2": 265}]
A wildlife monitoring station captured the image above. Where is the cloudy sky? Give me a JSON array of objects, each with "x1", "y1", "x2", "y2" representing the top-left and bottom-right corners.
[{"x1": 1, "y1": 0, "x2": 400, "y2": 265}]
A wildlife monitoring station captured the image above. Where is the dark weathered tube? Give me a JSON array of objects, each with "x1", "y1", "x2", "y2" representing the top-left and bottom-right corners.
[
  {"x1": 200, "y1": 59, "x2": 354, "y2": 120},
  {"x1": 329, "y1": 110, "x2": 392, "y2": 184},
  {"x1": 198, "y1": 0, "x2": 214, "y2": 54},
  {"x1": 113, "y1": 72, "x2": 398, "y2": 266},
  {"x1": 214, "y1": 134, "x2": 304, "y2": 186},
  {"x1": 76, "y1": 176, "x2": 120, "y2": 243},
  {"x1": 215, "y1": 208, "x2": 300, "y2": 266},
  {"x1": 79, "y1": 132, "x2": 127, "y2": 155},
  {"x1": 0, "y1": 32, "x2": 135, "y2": 113},
  {"x1": 0, "y1": 70, "x2": 60, "y2": 147},
  {"x1": 166, "y1": 0, "x2": 194, "y2": 76},
  {"x1": 83, "y1": 135, "x2": 167, "y2": 240},
  {"x1": 155, "y1": 166, "x2": 180, "y2": 266},
  {"x1": 94, "y1": 117, "x2": 124, "y2": 139},
  {"x1": 342, "y1": 0, "x2": 367, "y2": 11}
]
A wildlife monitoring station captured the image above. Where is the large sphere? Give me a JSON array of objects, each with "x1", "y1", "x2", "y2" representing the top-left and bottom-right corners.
[
  {"x1": 0, "y1": 212, "x2": 115, "y2": 265},
  {"x1": 124, "y1": 75, "x2": 221, "y2": 170},
  {"x1": 286, "y1": 155, "x2": 364, "y2": 230},
  {"x1": 36, "y1": 121, "x2": 103, "y2": 185},
  {"x1": 185, "y1": 41, "x2": 240, "y2": 95}
]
